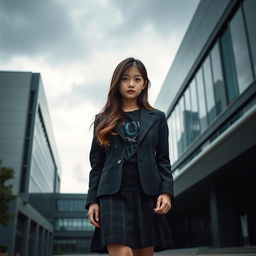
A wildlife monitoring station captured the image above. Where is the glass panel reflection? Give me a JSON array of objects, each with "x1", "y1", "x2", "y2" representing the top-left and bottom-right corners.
[
  {"x1": 55, "y1": 218, "x2": 94, "y2": 231},
  {"x1": 184, "y1": 86, "x2": 192, "y2": 146},
  {"x1": 243, "y1": 0, "x2": 256, "y2": 77},
  {"x1": 54, "y1": 239, "x2": 90, "y2": 253},
  {"x1": 196, "y1": 68, "x2": 207, "y2": 132},
  {"x1": 190, "y1": 79, "x2": 200, "y2": 142},
  {"x1": 167, "y1": 114, "x2": 175, "y2": 164},
  {"x1": 203, "y1": 56, "x2": 217, "y2": 124},
  {"x1": 176, "y1": 103, "x2": 182, "y2": 158},
  {"x1": 173, "y1": 107, "x2": 179, "y2": 162},
  {"x1": 220, "y1": 28, "x2": 238, "y2": 102},
  {"x1": 29, "y1": 111, "x2": 55, "y2": 193},
  {"x1": 230, "y1": 8, "x2": 253, "y2": 93},
  {"x1": 210, "y1": 42, "x2": 227, "y2": 115},
  {"x1": 56, "y1": 199, "x2": 84, "y2": 211},
  {"x1": 179, "y1": 96, "x2": 186, "y2": 154}
]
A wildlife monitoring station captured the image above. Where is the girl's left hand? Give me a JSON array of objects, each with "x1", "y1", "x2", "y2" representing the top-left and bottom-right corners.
[{"x1": 154, "y1": 193, "x2": 172, "y2": 214}]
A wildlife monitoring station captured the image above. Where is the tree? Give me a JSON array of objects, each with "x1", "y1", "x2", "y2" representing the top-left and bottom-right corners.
[{"x1": 0, "y1": 160, "x2": 17, "y2": 226}]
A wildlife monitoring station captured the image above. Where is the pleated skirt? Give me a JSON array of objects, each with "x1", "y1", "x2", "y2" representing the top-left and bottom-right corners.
[{"x1": 90, "y1": 190, "x2": 174, "y2": 253}]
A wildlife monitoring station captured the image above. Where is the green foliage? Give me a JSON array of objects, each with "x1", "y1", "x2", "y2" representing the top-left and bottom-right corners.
[
  {"x1": 0, "y1": 243, "x2": 8, "y2": 252},
  {"x1": 0, "y1": 160, "x2": 17, "y2": 226}
]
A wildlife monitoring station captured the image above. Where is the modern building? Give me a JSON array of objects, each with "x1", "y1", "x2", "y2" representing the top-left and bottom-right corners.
[
  {"x1": 30, "y1": 193, "x2": 93, "y2": 254},
  {"x1": 154, "y1": 0, "x2": 256, "y2": 250},
  {"x1": 0, "y1": 71, "x2": 61, "y2": 256}
]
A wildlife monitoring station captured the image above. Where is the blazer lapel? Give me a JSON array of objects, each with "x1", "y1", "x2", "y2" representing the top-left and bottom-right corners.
[
  {"x1": 137, "y1": 107, "x2": 157, "y2": 146},
  {"x1": 113, "y1": 107, "x2": 157, "y2": 145}
]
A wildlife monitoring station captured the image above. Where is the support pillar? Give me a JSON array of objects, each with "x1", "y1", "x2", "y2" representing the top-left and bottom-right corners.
[
  {"x1": 209, "y1": 182, "x2": 242, "y2": 247},
  {"x1": 33, "y1": 223, "x2": 39, "y2": 255},
  {"x1": 21, "y1": 218, "x2": 31, "y2": 256}
]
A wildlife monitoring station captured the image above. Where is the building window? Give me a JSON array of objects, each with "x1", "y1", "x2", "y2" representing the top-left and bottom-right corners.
[
  {"x1": 179, "y1": 96, "x2": 186, "y2": 154},
  {"x1": 190, "y1": 79, "x2": 200, "y2": 142},
  {"x1": 230, "y1": 7, "x2": 253, "y2": 93},
  {"x1": 243, "y1": 0, "x2": 256, "y2": 79},
  {"x1": 176, "y1": 101, "x2": 182, "y2": 158},
  {"x1": 173, "y1": 107, "x2": 179, "y2": 163},
  {"x1": 203, "y1": 56, "x2": 217, "y2": 124},
  {"x1": 55, "y1": 218, "x2": 94, "y2": 231},
  {"x1": 184, "y1": 86, "x2": 192, "y2": 146},
  {"x1": 54, "y1": 239, "x2": 90, "y2": 253},
  {"x1": 56, "y1": 199, "x2": 85, "y2": 211},
  {"x1": 195, "y1": 68, "x2": 207, "y2": 132},
  {"x1": 220, "y1": 28, "x2": 238, "y2": 103},
  {"x1": 167, "y1": 115, "x2": 175, "y2": 164},
  {"x1": 29, "y1": 110, "x2": 55, "y2": 193},
  {"x1": 210, "y1": 42, "x2": 227, "y2": 115}
]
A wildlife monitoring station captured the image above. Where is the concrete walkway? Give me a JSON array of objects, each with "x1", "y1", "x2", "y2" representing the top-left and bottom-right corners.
[
  {"x1": 56, "y1": 254, "x2": 256, "y2": 256},
  {"x1": 53, "y1": 246, "x2": 256, "y2": 256},
  {"x1": 55, "y1": 252, "x2": 256, "y2": 256}
]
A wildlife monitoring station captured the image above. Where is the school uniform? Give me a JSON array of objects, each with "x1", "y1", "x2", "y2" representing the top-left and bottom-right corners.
[{"x1": 85, "y1": 107, "x2": 174, "y2": 253}]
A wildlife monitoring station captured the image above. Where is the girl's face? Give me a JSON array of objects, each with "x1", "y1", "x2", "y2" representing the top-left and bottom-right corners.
[{"x1": 119, "y1": 66, "x2": 146, "y2": 102}]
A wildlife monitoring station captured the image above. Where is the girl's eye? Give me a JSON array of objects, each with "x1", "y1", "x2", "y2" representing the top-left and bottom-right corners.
[
  {"x1": 122, "y1": 77, "x2": 127, "y2": 80},
  {"x1": 136, "y1": 78, "x2": 141, "y2": 81}
]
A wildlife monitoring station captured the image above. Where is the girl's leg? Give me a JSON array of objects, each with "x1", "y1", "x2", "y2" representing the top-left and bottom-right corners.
[
  {"x1": 132, "y1": 246, "x2": 154, "y2": 256},
  {"x1": 107, "y1": 243, "x2": 133, "y2": 256}
]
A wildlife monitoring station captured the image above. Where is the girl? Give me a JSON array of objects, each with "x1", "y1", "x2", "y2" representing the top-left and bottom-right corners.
[{"x1": 85, "y1": 57, "x2": 174, "y2": 256}]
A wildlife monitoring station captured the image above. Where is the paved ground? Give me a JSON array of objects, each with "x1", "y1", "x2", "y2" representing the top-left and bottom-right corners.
[
  {"x1": 55, "y1": 253, "x2": 256, "y2": 256},
  {"x1": 54, "y1": 252, "x2": 256, "y2": 256},
  {"x1": 53, "y1": 246, "x2": 256, "y2": 256}
]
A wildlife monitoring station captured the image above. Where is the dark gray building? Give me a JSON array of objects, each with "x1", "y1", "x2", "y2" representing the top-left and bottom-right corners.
[
  {"x1": 154, "y1": 0, "x2": 256, "y2": 249},
  {"x1": 30, "y1": 193, "x2": 93, "y2": 254},
  {"x1": 53, "y1": 193, "x2": 93, "y2": 253},
  {"x1": 0, "y1": 71, "x2": 61, "y2": 256}
]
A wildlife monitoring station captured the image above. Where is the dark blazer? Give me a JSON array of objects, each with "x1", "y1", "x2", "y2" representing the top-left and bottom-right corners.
[{"x1": 85, "y1": 106, "x2": 174, "y2": 210}]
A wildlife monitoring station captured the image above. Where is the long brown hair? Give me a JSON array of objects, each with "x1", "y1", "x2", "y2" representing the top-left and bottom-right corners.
[{"x1": 93, "y1": 57, "x2": 155, "y2": 147}]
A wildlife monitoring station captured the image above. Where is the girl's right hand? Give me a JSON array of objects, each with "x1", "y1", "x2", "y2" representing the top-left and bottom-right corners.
[{"x1": 87, "y1": 203, "x2": 100, "y2": 228}]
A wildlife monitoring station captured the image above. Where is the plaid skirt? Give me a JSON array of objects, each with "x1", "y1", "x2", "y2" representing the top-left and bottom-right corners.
[{"x1": 90, "y1": 190, "x2": 174, "y2": 253}]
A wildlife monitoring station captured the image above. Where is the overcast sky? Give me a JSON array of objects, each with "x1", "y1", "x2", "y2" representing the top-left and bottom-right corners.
[{"x1": 0, "y1": 0, "x2": 200, "y2": 193}]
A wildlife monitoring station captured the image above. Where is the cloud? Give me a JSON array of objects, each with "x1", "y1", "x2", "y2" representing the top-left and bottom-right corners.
[
  {"x1": 110, "y1": 0, "x2": 200, "y2": 38},
  {"x1": 51, "y1": 81, "x2": 109, "y2": 111},
  {"x1": 0, "y1": 0, "x2": 199, "y2": 65},
  {"x1": 0, "y1": 0, "x2": 89, "y2": 62}
]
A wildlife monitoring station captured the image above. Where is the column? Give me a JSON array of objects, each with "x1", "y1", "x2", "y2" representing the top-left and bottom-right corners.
[
  {"x1": 33, "y1": 224, "x2": 39, "y2": 255},
  {"x1": 21, "y1": 218, "x2": 31, "y2": 256},
  {"x1": 209, "y1": 182, "x2": 242, "y2": 247}
]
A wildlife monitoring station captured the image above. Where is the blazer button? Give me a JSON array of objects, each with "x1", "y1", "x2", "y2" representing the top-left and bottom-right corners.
[
  {"x1": 117, "y1": 159, "x2": 122, "y2": 164},
  {"x1": 114, "y1": 145, "x2": 118, "y2": 149}
]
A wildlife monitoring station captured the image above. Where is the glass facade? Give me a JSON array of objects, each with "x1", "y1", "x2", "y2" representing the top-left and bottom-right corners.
[
  {"x1": 243, "y1": 0, "x2": 256, "y2": 77},
  {"x1": 196, "y1": 67, "x2": 207, "y2": 132},
  {"x1": 55, "y1": 218, "x2": 94, "y2": 231},
  {"x1": 210, "y1": 43, "x2": 227, "y2": 115},
  {"x1": 29, "y1": 109, "x2": 55, "y2": 193},
  {"x1": 168, "y1": 116, "x2": 175, "y2": 165},
  {"x1": 53, "y1": 196, "x2": 93, "y2": 253},
  {"x1": 230, "y1": 8, "x2": 253, "y2": 93},
  {"x1": 184, "y1": 86, "x2": 192, "y2": 146},
  {"x1": 176, "y1": 101, "x2": 182, "y2": 158},
  {"x1": 179, "y1": 96, "x2": 186, "y2": 155},
  {"x1": 220, "y1": 29, "x2": 238, "y2": 103},
  {"x1": 54, "y1": 239, "x2": 90, "y2": 253},
  {"x1": 168, "y1": 1, "x2": 256, "y2": 166},
  {"x1": 203, "y1": 56, "x2": 217, "y2": 124},
  {"x1": 56, "y1": 199, "x2": 85, "y2": 211},
  {"x1": 190, "y1": 79, "x2": 200, "y2": 142},
  {"x1": 171, "y1": 105, "x2": 178, "y2": 162}
]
